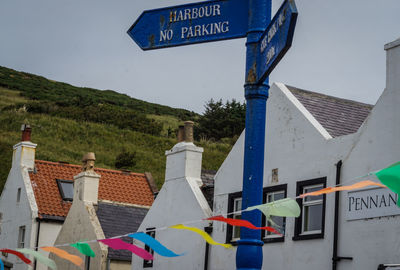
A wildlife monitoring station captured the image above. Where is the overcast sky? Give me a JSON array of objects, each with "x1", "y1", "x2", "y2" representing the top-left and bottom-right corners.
[{"x1": 0, "y1": 0, "x2": 399, "y2": 113}]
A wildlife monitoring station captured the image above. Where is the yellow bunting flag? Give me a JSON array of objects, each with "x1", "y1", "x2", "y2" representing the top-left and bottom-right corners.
[
  {"x1": 170, "y1": 224, "x2": 232, "y2": 249},
  {"x1": 41, "y1": 247, "x2": 83, "y2": 267},
  {"x1": 300, "y1": 180, "x2": 386, "y2": 198}
]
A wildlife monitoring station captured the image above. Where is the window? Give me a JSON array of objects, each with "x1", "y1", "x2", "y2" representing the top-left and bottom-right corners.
[
  {"x1": 17, "y1": 188, "x2": 21, "y2": 203},
  {"x1": 293, "y1": 177, "x2": 326, "y2": 241},
  {"x1": 143, "y1": 228, "x2": 155, "y2": 268},
  {"x1": 226, "y1": 191, "x2": 242, "y2": 244},
  {"x1": 262, "y1": 184, "x2": 287, "y2": 243},
  {"x1": 18, "y1": 226, "x2": 25, "y2": 248},
  {"x1": 56, "y1": 179, "x2": 74, "y2": 201}
]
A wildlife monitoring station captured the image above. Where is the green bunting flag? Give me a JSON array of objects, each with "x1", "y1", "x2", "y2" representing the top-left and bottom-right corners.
[
  {"x1": 70, "y1": 242, "x2": 96, "y2": 258},
  {"x1": 246, "y1": 198, "x2": 301, "y2": 219},
  {"x1": 375, "y1": 162, "x2": 400, "y2": 207}
]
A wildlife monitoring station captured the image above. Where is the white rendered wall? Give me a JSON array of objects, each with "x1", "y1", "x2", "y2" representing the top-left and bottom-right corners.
[
  {"x1": 35, "y1": 221, "x2": 62, "y2": 270},
  {"x1": 336, "y1": 39, "x2": 400, "y2": 270},
  {"x1": 131, "y1": 142, "x2": 212, "y2": 270},
  {"x1": 210, "y1": 83, "x2": 358, "y2": 269},
  {"x1": 0, "y1": 143, "x2": 38, "y2": 270},
  {"x1": 52, "y1": 171, "x2": 107, "y2": 270}
]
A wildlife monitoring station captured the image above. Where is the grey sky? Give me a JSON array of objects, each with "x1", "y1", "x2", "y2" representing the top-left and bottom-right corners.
[{"x1": 0, "y1": 0, "x2": 399, "y2": 113}]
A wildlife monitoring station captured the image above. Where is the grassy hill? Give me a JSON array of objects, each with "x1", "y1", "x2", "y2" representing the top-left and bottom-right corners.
[{"x1": 0, "y1": 67, "x2": 234, "y2": 191}]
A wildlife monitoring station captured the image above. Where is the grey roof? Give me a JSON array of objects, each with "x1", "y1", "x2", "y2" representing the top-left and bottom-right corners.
[
  {"x1": 96, "y1": 202, "x2": 148, "y2": 261},
  {"x1": 201, "y1": 170, "x2": 215, "y2": 210},
  {"x1": 287, "y1": 86, "x2": 373, "y2": 137}
]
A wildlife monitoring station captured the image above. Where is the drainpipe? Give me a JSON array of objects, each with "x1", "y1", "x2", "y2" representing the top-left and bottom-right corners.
[
  {"x1": 34, "y1": 219, "x2": 41, "y2": 270},
  {"x1": 332, "y1": 160, "x2": 352, "y2": 270},
  {"x1": 204, "y1": 226, "x2": 212, "y2": 270}
]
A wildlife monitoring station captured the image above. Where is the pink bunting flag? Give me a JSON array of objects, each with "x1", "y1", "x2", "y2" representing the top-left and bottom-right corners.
[{"x1": 98, "y1": 238, "x2": 154, "y2": 260}]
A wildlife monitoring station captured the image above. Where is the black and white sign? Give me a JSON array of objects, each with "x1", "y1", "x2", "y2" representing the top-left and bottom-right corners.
[{"x1": 346, "y1": 187, "x2": 400, "y2": 221}]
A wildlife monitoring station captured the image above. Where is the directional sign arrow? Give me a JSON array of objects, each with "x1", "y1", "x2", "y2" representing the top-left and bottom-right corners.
[
  {"x1": 256, "y1": 0, "x2": 297, "y2": 84},
  {"x1": 127, "y1": 0, "x2": 248, "y2": 50}
]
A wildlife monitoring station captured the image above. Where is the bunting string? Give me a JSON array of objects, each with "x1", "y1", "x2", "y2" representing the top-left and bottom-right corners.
[
  {"x1": 206, "y1": 216, "x2": 282, "y2": 236},
  {"x1": 169, "y1": 224, "x2": 232, "y2": 249},
  {"x1": 1, "y1": 163, "x2": 399, "y2": 270},
  {"x1": 0, "y1": 249, "x2": 32, "y2": 265},
  {"x1": 41, "y1": 247, "x2": 83, "y2": 267},
  {"x1": 70, "y1": 242, "x2": 95, "y2": 258},
  {"x1": 129, "y1": 233, "x2": 183, "y2": 257},
  {"x1": 16, "y1": 249, "x2": 57, "y2": 270},
  {"x1": 98, "y1": 239, "x2": 154, "y2": 260}
]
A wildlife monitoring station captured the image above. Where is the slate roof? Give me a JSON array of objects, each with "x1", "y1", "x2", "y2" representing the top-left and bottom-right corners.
[
  {"x1": 287, "y1": 86, "x2": 373, "y2": 137},
  {"x1": 29, "y1": 160, "x2": 154, "y2": 219},
  {"x1": 96, "y1": 202, "x2": 148, "y2": 261},
  {"x1": 201, "y1": 170, "x2": 215, "y2": 210}
]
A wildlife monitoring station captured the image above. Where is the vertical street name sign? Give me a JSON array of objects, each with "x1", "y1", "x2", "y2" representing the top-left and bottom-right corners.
[
  {"x1": 127, "y1": 0, "x2": 249, "y2": 50},
  {"x1": 256, "y1": 0, "x2": 297, "y2": 84}
]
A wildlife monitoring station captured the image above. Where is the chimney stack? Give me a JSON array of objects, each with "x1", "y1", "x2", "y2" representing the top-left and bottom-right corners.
[
  {"x1": 12, "y1": 124, "x2": 36, "y2": 170},
  {"x1": 21, "y1": 124, "x2": 32, "y2": 141},
  {"x1": 165, "y1": 121, "x2": 203, "y2": 186},
  {"x1": 73, "y1": 152, "x2": 100, "y2": 204}
]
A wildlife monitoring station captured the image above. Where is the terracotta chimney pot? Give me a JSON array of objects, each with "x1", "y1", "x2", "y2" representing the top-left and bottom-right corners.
[
  {"x1": 21, "y1": 124, "x2": 32, "y2": 141},
  {"x1": 184, "y1": 121, "x2": 194, "y2": 143}
]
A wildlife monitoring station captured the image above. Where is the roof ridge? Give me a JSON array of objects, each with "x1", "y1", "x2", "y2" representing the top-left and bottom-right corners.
[
  {"x1": 35, "y1": 160, "x2": 145, "y2": 176},
  {"x1": 286, "y1": 85, "x2": 374, "y2": 108}
]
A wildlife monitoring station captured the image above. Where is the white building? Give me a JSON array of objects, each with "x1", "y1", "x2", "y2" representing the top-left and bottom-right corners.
[
  {"x1": 133, "y1": 37, "x2": 400, "y2": 270},
  {"x1": 209, "y1": 37, "x2": 400, "y2": 270},
  {"x1": 0, "y1": 128, "x2": 156, "y2": 270},
  {"x1": 131, "y1": 122, "x2": 215, "y2": 270}
]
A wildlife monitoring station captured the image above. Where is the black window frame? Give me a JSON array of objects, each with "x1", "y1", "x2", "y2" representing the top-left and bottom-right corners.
[
  {"x1": 17, "y1": 225, "x2": 25, "y2": 248},
  {"x1": 226, "y1": 191, "x2": 242, "y2": 245},
  {"x1": 56, "y1": 179, "x2": 74, "y2": 201},
  {"x1": 262, "y1": 184, "x2": 287, "y2": 243},
  {"x1": 143, "y1": 228, "x2": 155, "y2": 268},
  {"x1": 293, "y1": 177, "x2": 326, "y2": 241},
  {"x1": 16, "y1": 188, "x2": 21, "y2": 203}
]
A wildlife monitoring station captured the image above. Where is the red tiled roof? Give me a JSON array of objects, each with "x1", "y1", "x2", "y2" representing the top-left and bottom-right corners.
[{"x1": 29, "y1": 160, "x2": 154, "y2": 218}]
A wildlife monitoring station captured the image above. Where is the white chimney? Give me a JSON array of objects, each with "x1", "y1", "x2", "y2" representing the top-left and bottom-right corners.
[
  {"x1": 385, "y1": 37, "x2": 400, "y2": 91},
  {"x1": 12, "y1": 124, "x2": 36, "y2": 170},
  {"x1": 165, "y1": 121, "x2": 203, "y2": 186},
  {"x1": 73, "y1": 152, "x2": 100, "y2": 204}
]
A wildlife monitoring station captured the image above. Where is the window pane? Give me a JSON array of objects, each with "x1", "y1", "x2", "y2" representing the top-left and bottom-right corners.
[
  {"x1": 232, "y1": 198, "x2": 242, "y2": 240},
  {"x1": 265, "y1": 191, "x2": 285, "y2": 236},
  {"x1": 233, "y1": 223, "x2": 241, "y2": 239},
  {"x1": 18, "y1": 226, "x2": 25, "y2": 248},
  {"x1": 304, "y1": 204, "x2": 323, "y2": 232},
  {"x1": 303, "y1": 186, "x2": 323, "y2": 201},
  {"x1": 267, "y1": 216, "x2": 284, "y2": 235},
  {"x1": 274, "y1": 192, "x2": 285, "y2": 201},
  {"x1": 60, "y1": 181, "x2": 74, "y2": 200}
]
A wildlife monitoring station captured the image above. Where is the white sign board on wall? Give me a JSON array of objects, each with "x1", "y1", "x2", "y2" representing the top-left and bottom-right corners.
[{"x1": 346, "y1": 187, "x2": 400, "y2": 221}]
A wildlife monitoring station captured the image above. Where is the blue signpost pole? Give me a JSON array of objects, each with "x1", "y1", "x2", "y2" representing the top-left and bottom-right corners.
[{"x1": 236, "y1": 0, "x2": 271, "y2": 269}]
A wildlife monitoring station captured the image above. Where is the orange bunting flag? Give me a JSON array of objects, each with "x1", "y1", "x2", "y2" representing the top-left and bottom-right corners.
[
  {"x1": 300, "y1": 180, "x2": 386, "y2": 198},
  {"x1": 207, "y1": 216, "x2": 282, "y2": 236},
  {"x1": 41, "y1": 247, "x2": 83, "y2": 267}
]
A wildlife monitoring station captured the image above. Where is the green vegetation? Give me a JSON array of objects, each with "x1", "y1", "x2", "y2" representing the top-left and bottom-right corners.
[
  {"x1": 0, "y1": 110, "x2": 232, "y2": 190},
  {"x1": 0, "y1": 67, "x2": 237, "y2": 192},
  {"x1": 196, "y1": 98, "x2": 246, "y2": 141},
  {"x1": 0, "y1": 66, "x2": 198, "y2": 136}
]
